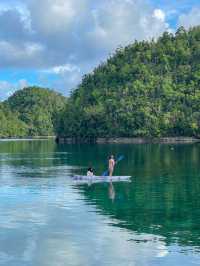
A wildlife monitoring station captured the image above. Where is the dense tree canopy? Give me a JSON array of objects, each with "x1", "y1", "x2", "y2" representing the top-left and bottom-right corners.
[
  {"x1": 1, "y1": 87, "x2": 66, "y2": 137},
  {"x1": 0, "y1": 103, "x2": 27, "y2": 137},
  {"x1": 59, "y1": 26, "x2": 200, "y2": 139}
]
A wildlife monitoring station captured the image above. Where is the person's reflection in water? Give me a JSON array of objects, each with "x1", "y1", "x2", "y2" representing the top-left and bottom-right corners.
[
  {"x1": 109, "y1": 181, "x2": 115, "y2": 202},
  {"x1": 87, "y1": 178, "x2": 93, "y2": 187}
]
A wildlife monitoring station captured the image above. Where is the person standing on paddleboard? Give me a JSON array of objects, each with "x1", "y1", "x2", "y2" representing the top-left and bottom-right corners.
[{"x1": 109, "y1": 155, "x2": 115, "y2": 176}]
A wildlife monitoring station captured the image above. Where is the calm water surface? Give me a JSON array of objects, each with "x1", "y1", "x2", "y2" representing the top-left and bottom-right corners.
[{"x1": 0, "y1": 140, "x2": 200, "y2": 266}]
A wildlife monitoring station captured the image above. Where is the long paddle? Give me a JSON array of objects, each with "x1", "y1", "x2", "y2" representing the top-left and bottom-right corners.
[{"x1": 102, "y1": 155, "x2": 124, "y2": 176}]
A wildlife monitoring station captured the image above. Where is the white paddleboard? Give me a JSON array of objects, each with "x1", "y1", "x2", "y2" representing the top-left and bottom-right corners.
[{"x1": 72, "y1": 175, "x2": 131, "y2": 184}]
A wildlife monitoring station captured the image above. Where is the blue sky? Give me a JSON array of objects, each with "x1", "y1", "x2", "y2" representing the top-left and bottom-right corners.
[{"x1": 0, "y1": 0, "x2": 200, "y2": 100}]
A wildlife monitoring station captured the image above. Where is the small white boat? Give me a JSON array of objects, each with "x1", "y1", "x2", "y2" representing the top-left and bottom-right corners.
[{"x1": 72, "y1": 175, "x2": 131, "y2": 184}]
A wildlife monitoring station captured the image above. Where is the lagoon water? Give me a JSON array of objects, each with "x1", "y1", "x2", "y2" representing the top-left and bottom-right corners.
[{"x1": 0, "y1": 140, "x2": 200, "y2": 266}]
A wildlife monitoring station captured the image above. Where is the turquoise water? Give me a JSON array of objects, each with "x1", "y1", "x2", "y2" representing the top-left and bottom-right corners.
[{"x1": 0, "y1": 140, "x2": 200, "y2": 266}]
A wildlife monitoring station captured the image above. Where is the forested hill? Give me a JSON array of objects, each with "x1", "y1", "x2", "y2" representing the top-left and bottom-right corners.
[
  {"x1": 0, "y1": 87, "x2": 66, "y2": 137},
  {"x1": 59, "y1": 26, "x2": 200, "y2": 139},
  {"x1": 0, "y1": 103, "x2": 27, "y2": 137}
]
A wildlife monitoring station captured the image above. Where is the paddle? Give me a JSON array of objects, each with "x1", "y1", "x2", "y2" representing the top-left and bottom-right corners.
[{"x1": 102, "y1": 155, "x2": 125, "y2": 176}]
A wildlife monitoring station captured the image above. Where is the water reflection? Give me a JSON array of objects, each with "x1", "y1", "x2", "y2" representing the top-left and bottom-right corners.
[
  {"x1": 0, "y1": 140, "x2": 200, "y2": 266},
  {"x1": 71, "y1": 143, "x2": 200, "y2": 252},
  {"x1": 109, "y1": 181, "x2": 116, "y2": 202}
]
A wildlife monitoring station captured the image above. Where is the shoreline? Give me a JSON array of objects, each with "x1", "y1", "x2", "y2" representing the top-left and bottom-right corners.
[
  {"x1": 1, "y1": 136, "x2": 200, "y2": 144},
  {"x1": 0, "y1": 136, "x2": 56, "y2": 141},
  {"x1": 56, "y1": 137, "x2": 200, "y2": 144}
]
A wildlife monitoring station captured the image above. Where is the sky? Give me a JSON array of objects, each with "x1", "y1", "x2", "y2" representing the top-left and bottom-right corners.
[{"x1": 0, "y1": 0, "x2": 200, "y2": 100}]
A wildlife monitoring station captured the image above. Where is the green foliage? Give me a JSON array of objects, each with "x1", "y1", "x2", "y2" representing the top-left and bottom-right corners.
[
  {"x1": 60, "y1": 26, "x2": 200, "y2": 138},
  {"x1": 0, "y1": 103, "x2": 28, "y2": 137},
  {"x1": 1, "y1": 86, "x2": 66, "y2": 137}
]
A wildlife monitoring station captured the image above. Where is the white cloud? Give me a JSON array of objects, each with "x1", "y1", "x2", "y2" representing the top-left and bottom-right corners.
[
  {"x1": 25, "y1": 42, "x2": 44, "y2": 56},
  {"x1": 0, "y1": 81, "x2": 10, "y2": 88},
  {"x1": 153, "y1": 9, "x2": 166, "y2": 22},
  {"x1": 85, "y1": 1, "x2": 169, "y2": 57},
  {"x1": 29, "y1": 0, "x2": 80, "y2": 36},
  {"x1": 0, "y1": 0, "x2": 170, "y2": 67},
  {"x1": 0, "y1": 41, "x2": 45, "y2": 68},
  {"x1": 18, "y1": 79, "x2": 29, "y2": 89},
  {"x1": 0, "y1": 79, "x2": 29, "y2": 101},
  {"x1": 42, "y1": 63, "x2": 81, "y2": 75},
  {"x1": 0, "y1": 0, "x2": 171, "y2": 98},
  {"x1": 40, "y1": 64, "x2": 83, "y2": 96},
  {"x1": 178, "y1": 7, "x2": 200, "y2": 29}
]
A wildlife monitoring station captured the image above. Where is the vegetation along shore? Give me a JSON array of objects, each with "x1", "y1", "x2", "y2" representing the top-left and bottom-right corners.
[{"x1": 1, "y1": 26, "x2": 200, "y2": 142}]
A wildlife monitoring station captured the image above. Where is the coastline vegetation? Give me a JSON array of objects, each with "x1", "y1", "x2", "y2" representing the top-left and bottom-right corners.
[
  {"x1": 0, "y1": 87, "x2": 66, "y2": 138},
  {"x1": 59, "y1": 26, "x2": 200, "y2": 139},
  {"x1": 1, "y1": 27, "x2": 200, "y2": 139}
]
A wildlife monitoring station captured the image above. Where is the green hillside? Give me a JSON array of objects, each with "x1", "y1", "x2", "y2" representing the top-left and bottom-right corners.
[
  {"x1": 2, "y1": 86, "x2": 66, "y2": 137},
  {"x1": 59, "y1": 26, "x2": 200, "y2": 139},
  {"x1": 0, "y1": 103, "x2": 27, "y2": 137}
]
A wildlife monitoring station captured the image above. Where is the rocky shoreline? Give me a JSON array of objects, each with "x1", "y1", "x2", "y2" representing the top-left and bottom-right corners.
[
  {"x1": 0, "y1": 136, "x2": 56, "y2": 141},
  {"x1": 55, "y1": 137, "x2": 200, "y2": 144}
]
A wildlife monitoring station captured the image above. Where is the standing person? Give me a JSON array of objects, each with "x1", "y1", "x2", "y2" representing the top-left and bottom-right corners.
[{"x1": 108, "y1": 155, "x2": 115, "y2": 176}]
